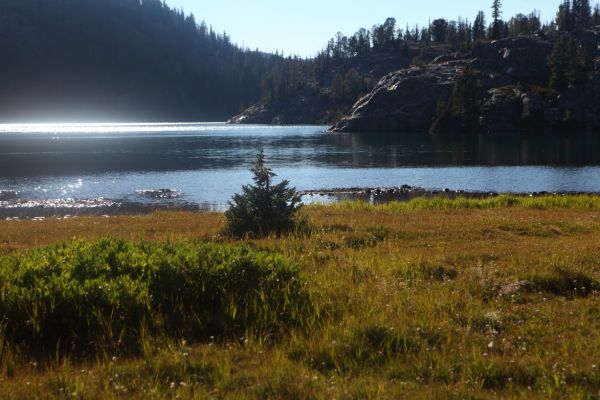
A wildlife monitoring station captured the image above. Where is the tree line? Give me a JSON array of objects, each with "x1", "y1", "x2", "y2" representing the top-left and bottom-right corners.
[
  {"x1": 314, "y1": 1, "x2": 599, "y2": 61},
  {"x1": 260, "y1": 0, "x2": 600, "y2": 114}
]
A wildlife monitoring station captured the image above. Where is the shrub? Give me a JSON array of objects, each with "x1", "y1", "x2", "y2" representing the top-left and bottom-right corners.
[
  {"x1": 224, "y1": 149, "x2": 302, "y2": 237},
  {"x1": 0, "y1": 237, "x2": 311, "y2": 356}
]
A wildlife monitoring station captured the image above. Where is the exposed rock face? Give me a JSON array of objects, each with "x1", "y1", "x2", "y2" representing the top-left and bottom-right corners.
[
  {"x1": 331, "y1": 61, "x2": 467, "y2": 132},
  {"x1": 472, "y1": 36, "x2": 553, "y2": 82},
  {"x1": 331, "y1": 32, "x2": 600, "y2": 134}
]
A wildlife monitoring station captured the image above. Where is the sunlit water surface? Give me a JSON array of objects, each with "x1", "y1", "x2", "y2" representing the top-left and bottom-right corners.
[{"x1": 1, "y1": 122, "x2": 600, "y2": 214}]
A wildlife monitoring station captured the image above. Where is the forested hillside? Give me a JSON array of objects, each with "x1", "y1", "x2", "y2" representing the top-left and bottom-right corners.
[
  {"x1": 233, "y1": 0, "x2": 600, "y2": 129},
  {"x1": 1, "y1": 0, "x2": 599, "y2": 125},
  {"x1": 0, "y1": 0, "x2": 277, "y2": 121}
]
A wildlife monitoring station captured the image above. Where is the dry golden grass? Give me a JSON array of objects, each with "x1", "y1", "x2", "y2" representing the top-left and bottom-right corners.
[
  {"x1": 3, "y1": 199, "x2": 600, "y2": 399},
  {"x1": 0, "y1": 212, "x2": 224, "y2": 252}
]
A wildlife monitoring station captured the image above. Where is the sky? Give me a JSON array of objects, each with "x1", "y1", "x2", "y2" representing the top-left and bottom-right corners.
[{"x1": 164, "y1": 0, "x2": 567, "y2": 57}]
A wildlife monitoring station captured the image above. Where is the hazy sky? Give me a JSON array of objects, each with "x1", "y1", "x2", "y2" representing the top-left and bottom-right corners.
[{"x1": 164, "y1": 0, "x2": 566, "y2": 57}]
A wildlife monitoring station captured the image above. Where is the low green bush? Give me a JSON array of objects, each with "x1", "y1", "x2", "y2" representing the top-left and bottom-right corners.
[{"x1": 0, "y1": 237, "x2": 311, "y2": 357}]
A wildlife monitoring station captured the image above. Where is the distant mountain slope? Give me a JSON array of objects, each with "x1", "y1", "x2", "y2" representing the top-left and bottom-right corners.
[{"x1": 0, "y1": 0, "x2": 275, "y2": 121}]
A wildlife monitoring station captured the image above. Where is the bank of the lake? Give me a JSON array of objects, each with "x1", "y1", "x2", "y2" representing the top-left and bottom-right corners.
[{"x1": 2, "y1": 197, "x2": 600, "y2": 399}]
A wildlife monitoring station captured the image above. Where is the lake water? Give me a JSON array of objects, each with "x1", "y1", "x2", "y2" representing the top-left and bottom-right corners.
[{"x1": 1, "y1": 122, "x2": 600, "y2": 215}]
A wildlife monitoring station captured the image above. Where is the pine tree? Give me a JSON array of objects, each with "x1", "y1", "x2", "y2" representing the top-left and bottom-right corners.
[
  {"x1": 224, "y1": 149, "x2": 302, "y2": 237},
  {"x1": 431, "y1": 19, "x2": 448, "y2": 43},
  {"x1": 450, "y1": 64, "x2": 481, "y2": 130},
  {"x1": 548, "y1": 36, "x2": 589, "y2": 91},
  {"x1": 594, "y1": 4, "x2": 600, "y2": 25},
  {"x1": 430, "y1": 64, "x2": 481, "y2": 133},
  {"x1": 491, "y1": 0, "x2": 503, "y2": 39},
  {"x1": 572, "y1": 0, "x2": 592, "y2": 29},
  {"x1": 473, "y1": 11, "x2": 487, "y2": 41},
  {"x1": 557, "y1": 0, "x2": 573, "y2": 31}
]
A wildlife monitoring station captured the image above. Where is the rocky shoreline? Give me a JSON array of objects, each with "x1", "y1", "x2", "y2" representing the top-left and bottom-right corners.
[{"x1": 300, "y1": 185, "x2": 599, "y2": 203}]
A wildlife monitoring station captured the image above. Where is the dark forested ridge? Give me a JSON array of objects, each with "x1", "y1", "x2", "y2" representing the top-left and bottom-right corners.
[{"x1": 0, "y1": 0, "x2": 277, "y2": 122}]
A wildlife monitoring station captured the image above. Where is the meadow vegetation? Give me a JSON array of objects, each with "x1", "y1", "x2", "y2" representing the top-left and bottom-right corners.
[{"x1": 2, "y1": 195, "x2": 600, "y2": 399}]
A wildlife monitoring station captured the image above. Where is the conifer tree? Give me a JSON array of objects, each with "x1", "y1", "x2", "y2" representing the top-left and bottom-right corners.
[
  {"x1": 491, "y1": 0, "x2": 503, "y2": 39},
  {"x1": 473, "y1": 11, "x2": 487, "y2": 41},
  {"x1": 224, "y1": 149, "x2": 302, "y2": 237},
  {"x1": 572, "y1": 0, "x2": 592, "y2": 29},
  {"x1": 548, "y1": 36, "x2": 588, "y2": 92},
  {"x1": 557, "y1": 0, "x2": 574, "y2": 31},
  {"x1": 430, "y1": 64, "x2": 481, "y2": 134},
  {"x1": 450, "y1": 64, "x2": 481, "y2": 130}
]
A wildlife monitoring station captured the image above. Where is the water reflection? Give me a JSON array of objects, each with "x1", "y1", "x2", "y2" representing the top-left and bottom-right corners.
[
  {"x1": 325, "y1": 132, "x2": 600, "y2": 167},
  {"x1": 1, "y1": 125, "x2": 599, "y2": 177}
]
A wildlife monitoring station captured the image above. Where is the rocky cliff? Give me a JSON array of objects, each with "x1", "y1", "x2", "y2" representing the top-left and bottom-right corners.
[{"x1": 331, "y1": 31, "x2": 600, "y2": 134}]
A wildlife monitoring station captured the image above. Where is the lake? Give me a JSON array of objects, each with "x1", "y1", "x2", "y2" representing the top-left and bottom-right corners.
[{"x1": 1, "y1": 122, "x2": 600, "y2": 215}]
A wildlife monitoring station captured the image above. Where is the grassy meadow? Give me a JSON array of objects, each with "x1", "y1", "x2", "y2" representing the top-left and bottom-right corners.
[{"x1": 2, "y1": 196, "x2": 600, "y2": 399}]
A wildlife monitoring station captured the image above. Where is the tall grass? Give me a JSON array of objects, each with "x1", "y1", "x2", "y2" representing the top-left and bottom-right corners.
[
  {"x1": 0, "y1": 237, "x2": 312, "y2": 357},
  {"x1": 327, "y1": 194, "x2": 600, "y2": 212}
]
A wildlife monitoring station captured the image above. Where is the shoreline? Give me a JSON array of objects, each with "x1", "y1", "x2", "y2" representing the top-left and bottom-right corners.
[{"x1": 2, "y1": 186, "x2": 600, "y2": 220}]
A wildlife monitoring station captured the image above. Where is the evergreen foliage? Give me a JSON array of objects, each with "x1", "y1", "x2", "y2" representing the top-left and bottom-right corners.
[
  {"x1": 557, "y1": 0, "x2": 595, "y2": 31},
  {"x1": 548, "y1": 36, "x2": 589, "y2": 91},
  {"x1": 573, "y1": 0, "x2": 592, "y2": 30},
  {"x1": 507, "y1": 11, "x2": 542, "y2": 36},
  {"x1": 224, "y1": 149, "x2": 302, "y2": 237},
  {"x1": 431, "y1": 19, "x2": 449, "y2": 43},
  {"x1": 557, "y1": 1, "x2": 574, "y2": 32},
  {"x1": 431, "y1": 65, "x2": 481, "y2": 134},
  {"x1": 491, "y1": 0, "x2": 504, "y2": 39},
  {"x1": 473, "y1": 12, "x2": 487, "y2": 41}
]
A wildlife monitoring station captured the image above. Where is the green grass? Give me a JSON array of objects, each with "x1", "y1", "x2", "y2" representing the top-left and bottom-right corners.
[
  {"x1": 2, "y1": 200, "x2": 600, "y2": 398},
  {"x1": 329, "y1": 194, "x2": 600, "y2": 212}
]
